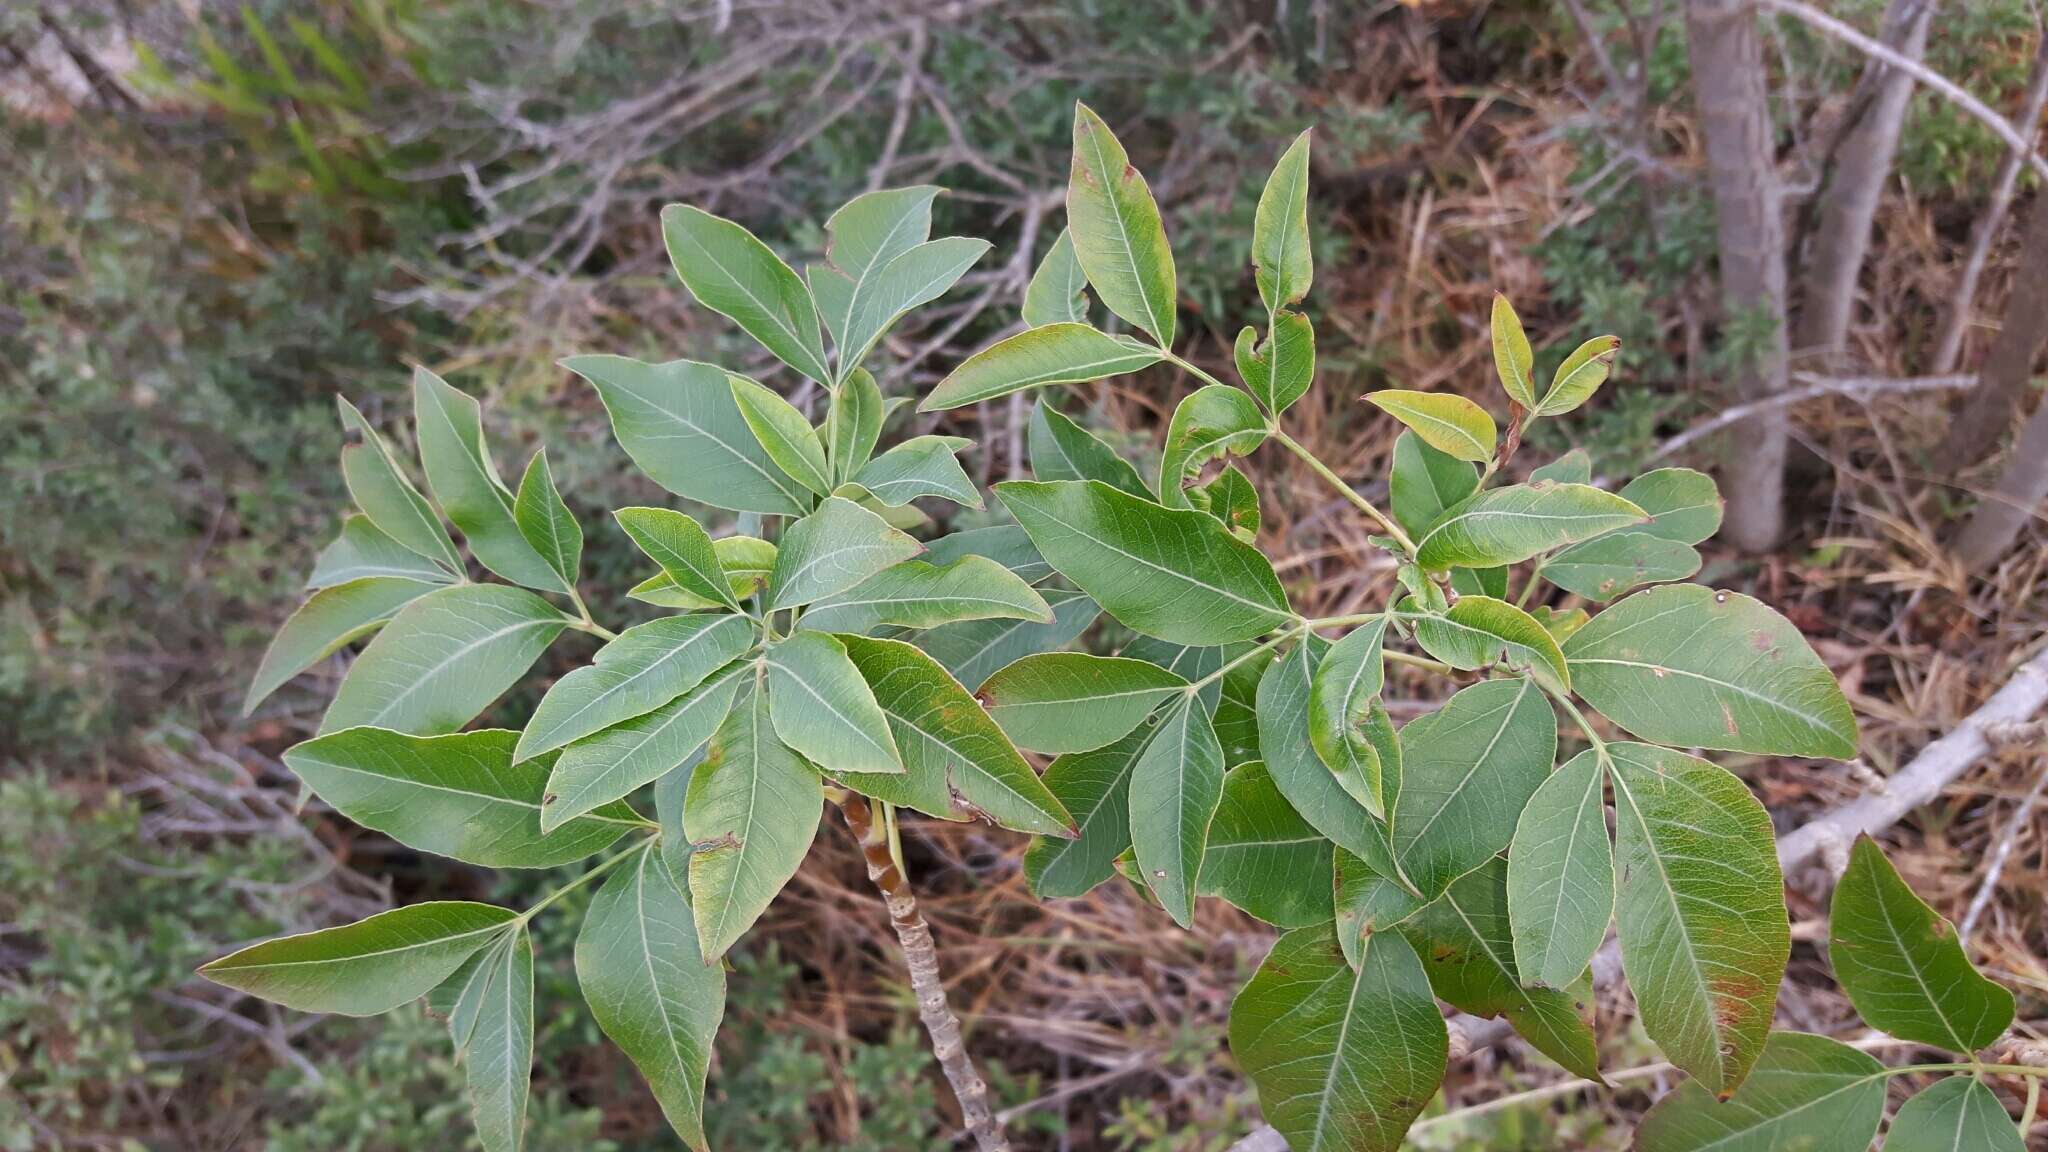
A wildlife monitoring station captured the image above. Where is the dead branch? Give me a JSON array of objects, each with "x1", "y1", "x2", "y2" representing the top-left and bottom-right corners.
[{"x1": 1649, "y1": 371, "x2": 1976, "y2": 460}]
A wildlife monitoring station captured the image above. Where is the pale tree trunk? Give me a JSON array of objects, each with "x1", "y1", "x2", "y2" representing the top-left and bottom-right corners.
[
  {"x1": 1938, "y1": 197, "x2": 2048, "y2": 469},
  {"x1": 1793, "y1": 0, "x2": 1935, "y2": 366},
  {"x1": 1686, "y1": 0, "x2": 1792, "y2": 552},
  {"x1": 1953, "y1": 385, "x2": 2048, "y2": 570}
]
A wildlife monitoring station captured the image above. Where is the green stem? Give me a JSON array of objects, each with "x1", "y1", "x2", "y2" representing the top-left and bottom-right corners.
[
  {"x1": 1384, "y1": 649, "x2": 1455, "y2": 675},
  {"x1": 1513, "y1": 561, "x2": 1545, "y2": 609},
  {"x1": 517, "y1": 835, "x2": 654, "y2": 923},
  {"x1": 1164, "y1": 351, "x2": 1232, "y2": 393},
  {"x1": 1272, "y1": 429, "x2": 1419, "y2": 555},
  {"x1": 1185, "y1": 624, "x2": 1305, "y2": 692},
  {"x1": 567, "y1": 615, "x2": 620, "y2": 643},
  {"x1": 1547, "y1": 686, "x2": 1610, "y2": 762}
]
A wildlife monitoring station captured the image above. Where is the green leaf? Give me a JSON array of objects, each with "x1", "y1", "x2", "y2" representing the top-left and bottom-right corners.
[
  {"x1": 1309, "y1": 618, "x2": 1389, "y2": 817},
  {"x1": 1194, "y1": 464, "x2": 1262, "y2": 540},
  {"x1": 1022, "y1": 227, "x2": 1090, "y2": 327},
  {"x1": 1399, "y1": 858, "x2": 1603, "y2": 1082},
  {"x1": 1507, "y1": 749, "x2": 1612, "y2": 992},
  {"x1": 764, "y1": 631, "x2": 902, "y2": 775},
  {"x1": 335, "y1": 397, "x2": 463, "y2": 574},
  {"x1": 1121, "y1": 639, "x2": 1229, "y2": 714},
  {"x1": 826, "y1": 368, "x2": 885, "y2": 482},
  {"x1": 979, "y1": 652, "x2": 1184, "y2": 755},
  {"x1": 1563, "y1": 584, "x2": 1859, "y2": 758},
  {"x1": 1609, "y1": 742, "x2": 1788, "y2": 1096},
  {"x1": 1252, "y1": 129, "x2": 1313, "y2": 313},
  {"x1": 614, "y1": 507, "x2": 744, "y2": 614},
  {"x1": 839, "y1": 236, "x2": 990, "y2": 373},
  {"x1": 1334, "y1": 848, "x2": 1429, "y2": 970},
  {"x1": 1392, "y1": 677, "x2": 1556, "y2": 899},
  {"x1": 1542, "y1": 530, "x2": 1702, "y2": 602},
  {"x1": 831, "y1": 636, "x2": 1076, "y2": 836},
  {"x1": 920, "y1": 323, "x2": 1164, "y2": 411},
  {"x1": 1364, "y1": 390, "x2": 1496, "y2": 462},
  {"x1": 513, "y1": 450, "x2": 582, "y2": 588},
  {"x1": 661, "y1": 203, "x2": 830, "y2": 384},
  {"x1": 1884, "y1": 1076, "x2": 2025, "y2": 1152},
  {"x1": 544, "y1": 663, "x2": 744, "y2": 833},
  {"x1": 1028, "y1": 403, "x2": 1151, "y2": 498},
  {"x1": 1534, "y1": 335, "x2": 1620, "y2": 417},
  {"x1": 452, "y1": 926, "x2": 532, "y2": 1152},
  {"x1": 1405, "y1": 595, "x2": 1570, "y2": 692},
  {"x1": 1448, "y1": 566, "x2": 1509, "y2": 599},
  {"x1": 1533, "y1": 604, "x2": 1591, "y2": 643},
  {"x1": 1416, "y1": 481, "x2": 1649, "y2": 570},
  {"x1": 201, "y1": 902, "x2": 517, "y2": 1016},
  {"x1": 1529, "y1": 449, "x2": 1592, "y2": 486},
  {"x1": 729, "y1": 377, "x2": 830, "y2": 497},
  {"x1": 245, "y1": 577, "x2": 440, "y2": 715},
  {"x1": 1491, "y1": 294, "x2": 1536, "y2": 409},
  {"x1": 285, "y1": 726, "x2": 638, "y2": 867},
  {"x1": 1229, "y1": 924, "x2": 1447, "y2": 1152},
  {"x1": 914, "y1": 589, "x2": 1098, "y2": 691},
  {"x1": 1129, "y1": 692, "x2": 1224, "y2": 927},
  {"x1": 1025, "y1": 727, "x2": 1146, "y2": 898},
  {"x1": 924, "y1": 523, "x2": 1050, "y2": 584},
  {"x1": 1158, "y1": 384, "x2": 1268, "y2": 508},
  {"x1": 802, "y1": 556, "x2": 1050, "y2": 635},
  {"x1": 685, "y1": 671, "x2": 822, "y2": 958},
  {"x1": 1199, "y1": 760, "x2": 1334, "y2": 928},
  {"x1": 1068, "y1": 102, "x2": 1177, "y2": 346},
  {"x1": 997, "y1": 479, "x2": 1292, "y2": 645},
  {"x1": 320, "y1": 584, "x2": 568, "y2": 736},
  {"x1": 1828, "y1": 835, "x2": 2014, "y2": 1053},
  {"x1": 310, "y1": 515, "x2": 458, "y2": 588},
  {"x1": 1389, "y1": 430, "x2": 1480, "y2": 539},
  {"x1": 1233, "y1": 310, "x2": 1315, "y2": 418},
  {"x1": 1619, "y1": 467, "x2": 1724, "y2": 545},
  {"x1": 767, "y1": 496, "x2": 924, "y2": 610},
  {"x1": 576, "y1": 846, "x2": 726, "y2": 1152},
  {"x1": 1634, "y1": 1032, "x2": 1884, "y2": 1152},
  {"x1": 414, "y1": 369, "x2": 571, "y2": 594},
  {"x1": 847, "y1": 436, "x2": 980, "y2": 508},
  {"x1": 824, "y1": 186, "x2": 937, "y2": 289},
  {"x1": 1259, "y1": 640, "x2": 1404, "y2": 885},
  {"x1": 518, "y1": 614, "x2": 753, "y2": 763}
]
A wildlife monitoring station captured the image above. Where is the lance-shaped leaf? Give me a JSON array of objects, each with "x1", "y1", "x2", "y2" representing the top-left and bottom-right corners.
[
  {"x1": 285, "y1": 726, "x2": 639, "y2": 867},
  {"x1": 335, "y1": 396, "x2": 463, "y2": 573},
  {"x1": 1025, "y1": 727, "x2": 1147, "y2": 898},
  {"x1": 1229, "y1": 925, "x2": 1447, "y2": 1152},
  {"x1": 320, "y1": 583, "x2": 568, "y2": 736},
  {"x1": 1405, "y1": 595, "x2": 1569, "y2": 692},
  {"x1": 764, "y1": 632, "x2": 902, "y2": 775},
  {"x1": 980, "y1": 652, "x2": 1184, "y2": 755},
  {"x1": 839, "y1": 236, "x2": 990, "y2": 372},
  {"x1": 1121, "y1": 638, "x2": 1229, "y2": 714},
  {"x1": 577, "y1": 846, "x2": 726, "y2": 1152},
  {"x1": 661, "y1": 204, "x2": 830, "y2": 384},
  {"x1": 1542, "y1": 530, "x2": 1701, "y2": 602},
  {"x1": 916, "y1": 589, "x2": 1098, "y2": 691},
  {"x1": 1068, "y1": 102, "x2": 1176, "y2": 346},
  {"x1": 1365, "y1": 389, "x2": 1496, "y2": 462},
  {"x1": 566, "y1": 355, "x2": 810, "y2": 516},
  {"x1": 1634, "y1": 1032, "x2": 1884, "y2": 1152},
  {"x1": 544, "y1": 663, "x2": 744, "y2": 833},
  {"x1": 802, "y1": 556, "x2": 1050, "y2": 636},
  {"x1": 414, "y1": 369, "x2": 571, "y2": 594},
  {"x1": 614, "y1": 507, "x2": 743, "y2": 614},
  {"x1": 1028, "y1": 402, "x2": 1151, "y2": 498},
  {"x1": 1309, "y1": 618, "x2": 1389, "y2": 817},
  {"x1": 831, "y1": 636, "x2": 1075, "y2": 836},
  {"x1": 310, "y1": 515, "x2": 458, "y2": 589},
  {"x1": 818, "y1": 186, "x2": 934, "y2": 361},
  {"x1": 1157, "y1": 385, "x2": 1267, "y2": 508},
  {"x1": 1022, "y1": 227, "x2": 1090, "y2": 327},
  {"x1": 729, "y1": 377, "x2": 830, "y2": 497},
  {"x1": 1199, "y1": 760, "x2": 1333, "y2": 928},
  {"x1": 1389, "y1": 430, "x2": 1479, "y2": 539},
  {"x1": 518, "y1": 614, "x2": 755, "y2": 762},
  {"x1": 997, "y1": 479, "x2": 1292, "y2": 645},
  {"x1": 1828, "y1": 835, "x2": 2014, "y2": 1053},
  {"x1": 920, "y1": 323, "x2": 1164, "y2": 411},
  {"x1": 1400, "y1": 858, "x2": 1603, "y2": 1082},
  {"x1": 1334, "y1": 848, "x2": 1428, "y2": 970},
  {"x1": 201, "y1": 902, "x2": 517, "y2": 1016},
  {"x1": 1252, "y1": 129, "x2": 1313, "y2": 313},
  {"x1": 847, "y1": 436, "x2": 980, "y2": 508},
  {"x1": 1129, "y1": 692, "x2": 1224, "y2": 928},
  {"x1": 1530, "y1": 449, "x2": 1593, "y2": 485},
  {"x1": 1194, "y1": 464, "x2": 1261, "y2": 540},
  {"x1": 1884, "y1": 1077, "x2": 2026, "y2": 1152},
  {"x1": 1392, "y1": 677, "x2": 1556, "y2": 899},
  {"x1": 1609, "y1": 743, "x2": 1788, "y2": 1096},
  {"x1": 1620, "y1": 467, "x2": 1725, "y2": 545},
  {"x1": 1534, "y1": 335, "x2": 1620, "y2": 417},
  {"x1": 1508, "y1": 749, "x2": 1612, "y2": 992},
  {"x1": 767, "y1": 496, "x2": 923, "y2": 610},
  {"x1": 1491, "y1": 294, "x2": 1536, "y2": 409},
  {"x1": 244, "y1": 577, "x2": 440, "y2": 715},
  {"x1": 1415, "y1": 482, "x2": 1649, "y2": 571},
  {"x1": 685, "y1": 673, "x2": 822, "y2": 958},
  {"x1": 826, "y1": 368, "x2": 885, "y2": 481},
  {"x1": 1563, "y1": 584, "x2": 1859, "y2": 758},
  {"x1": 1233, "y1": 310, "x2": 1315, "y2": 418},
  {"x1": 513, "y1": 450, "x2": 581, "y2": 588},
  {"x1": 1258, "y1": 641, "x2": 1404, "y2": 885},
  {"x1": 450, "y1": 926, "x2": 532, "y2": 1152}
]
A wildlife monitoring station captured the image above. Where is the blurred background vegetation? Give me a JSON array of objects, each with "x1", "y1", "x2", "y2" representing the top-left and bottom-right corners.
[{"x1": 4, "y1": 1, "x2": 2045, "y2": 1148}]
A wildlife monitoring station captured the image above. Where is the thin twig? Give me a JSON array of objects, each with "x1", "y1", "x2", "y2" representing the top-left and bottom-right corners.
[
  {"x1": 1649, "y1": 372, "x2": 1976, "y2": 460},
  {"x1": 1959, "y1": 756, "x2": 2047, "y2": 942}
]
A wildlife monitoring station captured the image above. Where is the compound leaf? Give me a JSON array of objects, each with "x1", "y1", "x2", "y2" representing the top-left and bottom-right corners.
[
  {"x1": 1364, "y1": 390, "x2": 1496, "y2": 462},
  {"x1": 1128, "y1": 691, "x2": 1224, "y2": 927},
  {"x1": 661, "y1": 204, "x2": 830, "y2": 384},
  {"x1": 729, "y1": 377, "x2": 830, "y2": 497},
  {"x1": 543, "y1": 663, "x2": 745, "y2": 833},
  {"x1": 1406, "y1": 594, "x2": 1569, "y2": 693},
  {"x1": 921, "y1": 323, "x2": 1164, "y2": 411},
  {"x1": 764, "y1": 631, "x2": 902, "y2": 775},
  {"x1": 614, "y1": 507, "x2": 743, "y2": 614},
  {"x1": 201, "y1": 902, "x2": 516, "y2": 1016},
  {"x1": 1068, "y1": 102, "x2": 1176, "y2": 346},
  {"x1": 766, "y1": 496, "x2": 923, "y2": 610},
  {"x1": 244, "y1": 577, "x2": 440, "y2": 715},
  {"x1": 1391, "y1": 677, "x2": 1556, "y2": 899},
  {"x1": 801, "y1": 556, "x2": 1050, "y2": 636},
  {"x1": 1634, "y1": 1032, "x2": 1883, "y2": 1152},
  {"x1": 979, "y1": 652, "x2": 1184, "y2": 755},
  {"x1": 518, "y1": 614, "x2": 754, "y2": 763},
  {"x1": 1415, "y1": 482, "x2": 1648, "y2": 571},
  {"x1": 1252, "y1": 129, "x2": 1313, "y2": 313},
  {"x1": 320, "y1": 583, "x2": 568, "y2": 736},
  {"x1": 414, "y1": 369, "x2": 570, "y2": 594}
]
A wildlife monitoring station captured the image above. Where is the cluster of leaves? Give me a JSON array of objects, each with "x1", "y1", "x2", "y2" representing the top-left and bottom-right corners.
[{"x1": 210, "y1": 105, "x2": 2034, "y2": 1152}]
